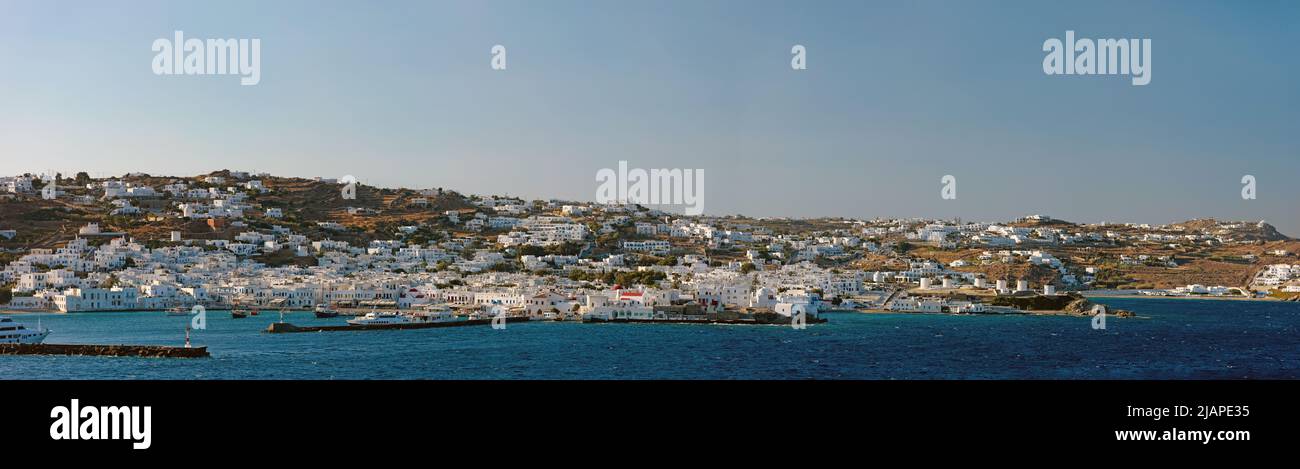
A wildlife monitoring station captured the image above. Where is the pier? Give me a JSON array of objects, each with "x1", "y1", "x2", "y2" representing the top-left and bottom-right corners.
[
  {"x1": 266, "y1": 317, "x2": 531, "y2": 333},
  {"x1": 0, "y1": 343, "x2": 209, "y2": 358}
]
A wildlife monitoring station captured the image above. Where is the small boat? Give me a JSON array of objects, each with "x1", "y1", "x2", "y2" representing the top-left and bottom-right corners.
[
  {"x1": 231, "y1": 309, "x2": 248, "y2": 319},
  {"x1": 250, "y1": 309, "x2": 259, "y2": 316},
  {"x1": 165, "y1": 306, "x2": 189, "y2": 317},
  {"x1": 0, "y1": 316, "x2": 51, "y2": 344},
  {"x1": 313, "y1": 304, "x2": 339, "y2": 318}
]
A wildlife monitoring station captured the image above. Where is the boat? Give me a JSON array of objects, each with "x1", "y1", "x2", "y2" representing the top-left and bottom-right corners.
[
  {"x1": 165, "y1": 306, "x2": 189, "y2": 317},
  {"x1": 230, "y1": 294, "x2": 254, "y2": 319},
  {"x1": 313, "y1": 304, "x2": 339, "y2": 318},
  {"x1": 250, "y1": 308, "x2": 259, "y2": 316},
  {"x1": 407, "y1": 305, "x2": 461, "y2": 324},
  {"x1": 0, "y1": 316, "x2": 51, "y2": 344},
  {"x1": 346, "y1": 312, "x2": 415, "y2": 326}
]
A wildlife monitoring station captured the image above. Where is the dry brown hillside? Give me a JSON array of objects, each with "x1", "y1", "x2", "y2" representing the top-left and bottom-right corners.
[
  {"x1": 257, "y1": 177, "x2": 473, "y2": 222},
  {"x1": 0, "y1": 198, "x2": 97, "y2": 249}
]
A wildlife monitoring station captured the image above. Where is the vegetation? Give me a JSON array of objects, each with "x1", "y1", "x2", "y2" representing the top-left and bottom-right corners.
[
  {"x1": 567, "y1": 269, "x2": 666, "y2": 287},
  {"x1": 1091, "y1": 268, "x2": 1132, "y2": 288},
  {"x1": 488, "y1": 262, "x2": 520, "y2": 273},
  {"x1": 516, "y1": 242, "x2": 582, "y2": 257},
  {"x1": 251, "y1": 248, "x2": 316, "y2": 268}
]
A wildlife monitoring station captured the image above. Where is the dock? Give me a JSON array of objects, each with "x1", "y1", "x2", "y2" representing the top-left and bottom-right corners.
[
  {"x1": 265, "y1": 317, "x2": 531, "y2": 333},
  {"x1": 0, "y1": 343, "x2": 210, "y2": 358}
]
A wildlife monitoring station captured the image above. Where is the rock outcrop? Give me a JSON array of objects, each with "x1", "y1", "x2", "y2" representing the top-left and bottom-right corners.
[{"x1": 1062, "y1": 297, "x2": 1134, "y2": 317}]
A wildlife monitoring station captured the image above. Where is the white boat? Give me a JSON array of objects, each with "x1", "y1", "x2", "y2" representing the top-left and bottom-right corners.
[
  {"x1": 0, "y1": 316, "x2": 51, "y2": 344},
  {"x1": 346, "y1": 312, "x2": 415, "y2": 326},
  {"x1": 407, "y1": 305, "x2": 461, "y2": 324}
]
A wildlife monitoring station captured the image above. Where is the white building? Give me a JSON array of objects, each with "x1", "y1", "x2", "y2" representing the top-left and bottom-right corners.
[
  {"x1": 54, "y1": 287, "x2": 140, "y2": 312},
  {"x1": 622, "y1": 240, "x2": 670, "y2": 254},
  {"x1": 1, "y1": 176, "x2": 34, "y2": 193}
]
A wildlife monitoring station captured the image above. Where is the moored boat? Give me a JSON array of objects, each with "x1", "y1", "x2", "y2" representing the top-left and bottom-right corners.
[
  {"x1": 0, "y1": 316, "x2": 51, "y2": 344},
  {"x1": 407, "y1": 305, "x2": 461, "y2": 324},
  {"x1": 313, "y1": 304, "x2": 339, "y2": 318}
]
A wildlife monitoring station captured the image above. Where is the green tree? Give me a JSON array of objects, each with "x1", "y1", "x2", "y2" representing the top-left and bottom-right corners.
[{"x1": 519, "y1": 245, "x2": 547, "y2": 257}]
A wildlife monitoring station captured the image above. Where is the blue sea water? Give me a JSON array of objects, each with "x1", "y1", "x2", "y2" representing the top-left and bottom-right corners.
[{"x1": 1, "y1": 298, "x2": 1297, "y2": 379}]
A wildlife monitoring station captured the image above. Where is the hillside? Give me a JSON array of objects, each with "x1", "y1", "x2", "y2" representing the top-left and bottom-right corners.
[{"x1": 0, "y1": 171, "x2": 477, "y2": 251}]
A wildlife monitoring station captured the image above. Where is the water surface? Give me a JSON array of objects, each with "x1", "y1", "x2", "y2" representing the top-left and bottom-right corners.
[{"x1": 2, "y1": 298, "x2": 1297, "y2": 379}]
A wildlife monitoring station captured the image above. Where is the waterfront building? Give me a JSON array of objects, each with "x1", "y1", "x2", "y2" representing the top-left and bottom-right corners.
[{"x1": 53, "y1": 287, "x2": 140, "y2": 312}]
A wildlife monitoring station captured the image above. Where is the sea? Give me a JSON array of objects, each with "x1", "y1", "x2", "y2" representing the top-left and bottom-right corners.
[{"x1": 2, "y1": 298, "x2": 1297, "y2": 379}]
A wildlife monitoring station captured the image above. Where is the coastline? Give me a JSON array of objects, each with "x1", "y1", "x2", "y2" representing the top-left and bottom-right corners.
[
  {"x1": 1078, "y1": 291, "x2": 1286, "y2": 302},
  {"x1": 852, "y1": 307, "x2": 1095, "y2": 317},
  {"x1": 0, "y1": 309, "x2": 54, "y2": 315}
]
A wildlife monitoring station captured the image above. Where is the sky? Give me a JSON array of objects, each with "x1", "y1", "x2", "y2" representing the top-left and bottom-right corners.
[{"x1": 1, "y1": 0, "x2": 1297, "y2": 234}]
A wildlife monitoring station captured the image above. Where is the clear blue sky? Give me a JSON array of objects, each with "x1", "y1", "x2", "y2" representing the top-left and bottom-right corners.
[{"x1": 1, "y1": 0, "x2": 1297, "y2": 234}]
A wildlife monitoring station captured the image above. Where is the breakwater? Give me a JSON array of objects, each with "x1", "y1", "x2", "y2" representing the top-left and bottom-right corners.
[{"x1": 0, "y1": 343, "x2": 209, "y2": 358}]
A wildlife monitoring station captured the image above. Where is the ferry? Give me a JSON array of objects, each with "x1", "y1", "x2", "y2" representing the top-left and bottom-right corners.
[
  {"x1": 346, "y1": 312, "x2": 414, "y2": 326},
  {"x1": 0, "y1": 316, "x2": 51, "y2": 344}
]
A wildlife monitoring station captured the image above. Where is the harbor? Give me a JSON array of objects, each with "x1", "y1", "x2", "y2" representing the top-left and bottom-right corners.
[
  {"x1": 583, "y1": 316, "x2": 826, "y2": 325},
  {"x1": 266, "y1": 316, "x2": 529, "y2": 333},
  {"x1": 0, "y1": 298, "x2": 1297, "y2": 378}
]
